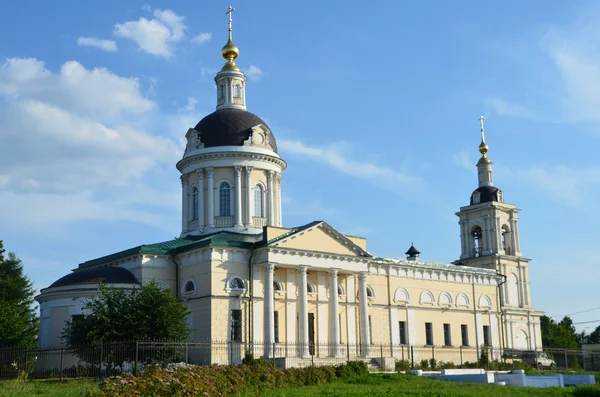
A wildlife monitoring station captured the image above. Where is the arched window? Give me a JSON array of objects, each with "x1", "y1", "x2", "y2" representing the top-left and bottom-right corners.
[
  {"x1": 338, "y1": 285, "x2": 345, "y2": 297},
  {"x1": 191, "y1": 187, "x2": 199, "y2": 221},
  {"x1": 184, "y1": 280, "x2": 195, "y2": 293},
  {"x1": 472, "y1": 226, "x2": 483, "y2": 257},
  {"x1": 366, "y1": 285, "x2": 375, "y2": 299},
  {"x1": 228, "y1": 277, "x2": 245, "y2": 290},
  {"x1": 501, "y1": 225, "x2": 511, "y2": 255},
  {"x1": 254, "y1": 185, "x2": 264, "y2": 217},
  {"x1": 273, "y1": 281, "x2": 283, "y2": 292},
  {"x1": 234, "y1": 84, "x2": 241, "y2": 98},
  {"x1": 307, "y1": 284, "x2": 315, "y2": 294},
  {"x1": 219, "y1": 84, "x2": 225, "y2": 98},
  {"x1": 219, "y1": 182, "x2": 232, "y2": 216}
]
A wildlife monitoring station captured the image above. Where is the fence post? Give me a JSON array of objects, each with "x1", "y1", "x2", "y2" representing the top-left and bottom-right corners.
[
  {"x1": 460, "y1": 346, "x2": 463, "y2": 368},
  {"x1": 347, "y1": 342, "x2": 350, "y2": 362},
  {"x1": 564, "y1": 350, "x2": 568, "y2": 369},
  {"x1": 59, "y1": 347, "x2": 64, "y2": 381},
  {"x1": 134, "y1": 341, "x2": 139, "y2": 376},
  {"x1": 401, "y1": 345, "x2": 405, "y2": 371},
  {"x1": 99, "y1": 343, "x2": 103, "y2": 382},
  {"x1": 411, "y1": 345, "x2": 414, "y2": 369},
  {"x1": 185, "y1": 342, "x2": 189, "y2": 365}
]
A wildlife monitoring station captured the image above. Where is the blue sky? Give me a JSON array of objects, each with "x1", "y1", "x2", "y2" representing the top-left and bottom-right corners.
[{"x1": 1, "y1": 1, "x2": 599, "y2": 332}]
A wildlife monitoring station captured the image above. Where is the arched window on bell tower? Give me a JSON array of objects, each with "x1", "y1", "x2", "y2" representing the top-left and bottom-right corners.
[
  {"x1": 234, "y1": 83, "x2": 241, "y2": 98},
  {"x1": 472, "y1": 226, "x2": 483, "y2": 257},
  {"x1": 219, "y1": 84, "x2": 225, "y2": 99},
  {"x1": 501, "y1": 224, "x2": 512, "y2": 255}
]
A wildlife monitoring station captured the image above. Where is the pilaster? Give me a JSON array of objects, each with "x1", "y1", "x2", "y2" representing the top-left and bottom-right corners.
[
  {"x1": 206, "y1": 167, "x2": 215, "y2": 228},
  {"x1": 358, "y1": 272, "x2": 370, "y2": 356},
  {"x1": 197, "y1": 169, "x2": 205, "y2": 228},
  {"x1": 234, "y1": 166, "x2": 243, "y2": 227}
]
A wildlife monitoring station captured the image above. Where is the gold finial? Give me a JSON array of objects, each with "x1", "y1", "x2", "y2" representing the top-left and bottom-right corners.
[
  {"x1": 221, "y1": 6, "x2": 240, "y2": 71},
  {"x1": 478, "y1": 115, "x2": 488, "y2": 157}
]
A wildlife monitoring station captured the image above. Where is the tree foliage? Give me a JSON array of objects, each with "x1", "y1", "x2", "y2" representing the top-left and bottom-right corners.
[
  {"x1": 63, "y1": 280, "x2": 190, "y2": 345},
  {"x1": 0, "y1": 241, "x2": 38, "y2": 347},
  {"x1": 540, "y1": 315, "x2": 580, "y2": 349}
]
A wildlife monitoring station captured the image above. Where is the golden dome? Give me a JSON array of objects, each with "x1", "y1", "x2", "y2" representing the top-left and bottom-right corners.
[
  {"x1": 479, "y1": 141, "x2": 488, "y2": 156},
  {"x1": 221, "y1": 36, "x2": 239, "y2": 62}
]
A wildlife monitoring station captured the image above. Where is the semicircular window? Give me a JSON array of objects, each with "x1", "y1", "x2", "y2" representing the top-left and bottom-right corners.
[{"x1": 229, "y1": 277, "x2": 245, "y2": 290}]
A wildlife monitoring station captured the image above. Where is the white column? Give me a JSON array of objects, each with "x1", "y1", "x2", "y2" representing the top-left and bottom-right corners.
[
  {"x1": 267, "y1": 171, "x2": 274, "y2": 226},
  {"x1": 346, "y1": 275, "x2": 357, "y2": 347},
  {"x1": 286, "y1": 269, "x2": 297, "y2": 356},
  {"x1": 234, "y1": 166, "x2": 243, "y2": 227},
  {"x1": 358, "y1": 272, "x2": 370, "y2": 356},
  {"x1": 245, "y1": 166, "x2": 253, "y2": 227},
  {"x1": 272, "y1": 174, "x2": 279, "y2": 226},
  {"x1": 329, "y1": 269, "x2": 340, "y2": 356},
  {"x1": 264, "y1": 263, "x2": 275, "y2": 357},
  {"x1": 206, "y1": 167, "x2": 215, "y2": 227},
  {"x1": 276, "y1": 174, "x2": 282, "y2": 227},
  {"x1": 181, "y1": 174, "x2": 189, "y2": 233},
  {"x1": 298, "y1": 265, "x2": 309, "y2": 357},
  {"x1": 197, "y1": 169, "x2": 205, "y2": 228}
]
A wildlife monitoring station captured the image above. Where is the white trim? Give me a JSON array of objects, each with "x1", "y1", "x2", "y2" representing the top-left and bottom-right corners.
[
  {"x1": 253, "y1": 182, "x2": 266, "y2": 218},
  {"x1": 182, "y1": 278, "x2": 196, "y2": 295},
  {"x1": 393, "y1": 288, "x2": 410, "y2": 303},
  {"x1": 478, "y1": 294, "x2": 493, "y2": 309},
  {"x1": 419, "y1": 290, "x2": 435, "y2": 305},
  {"x1": 456, "y1": 293, "x2": 470, "y2": 307},
  {"x1": 438, "y1": 291, "x2": 453, "y2": 306},
  {"x1": 366, "y1": 285, "x2": 375, "y2": 300},
  {"x1": 225, "y1": 274, "x2": 247, "y2": 294}
]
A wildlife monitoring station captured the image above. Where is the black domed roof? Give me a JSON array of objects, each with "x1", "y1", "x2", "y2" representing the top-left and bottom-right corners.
[
  {"x1": 470, "y1": 186, "x2": 500, "y2": 205},
  {"x1": 49, "y1": 267, "x2": 139, "y2": 288},
  {"x1": 194, "y1": 109, "x2": 277, "y2": 153}
]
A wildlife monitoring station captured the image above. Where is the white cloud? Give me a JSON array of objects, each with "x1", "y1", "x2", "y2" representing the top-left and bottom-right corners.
[
  {"x1": 245, "y1": 64, "x2": 263, "y2": 80},
  {"x1": 77, "y1": 37, "x2": 118, "y2": 52},
  {"x1": 279, "y1": 139, "x2": 420, "y2": 189},
  {"x1": 0, "y1": 57, "x2": 182, "y2": 229},
  {"x1": 509, "y1": 164, "x2": 600, "y2": 207},
  {"x1": 113, "y1": 8, "x2": 187, "y2": 58},
  {"x1": 192, "y1": 32, "x2": 212, "y2": 45},
  {"x1": 484, "y1": 97, "x2": 534, "y2": 119},
  {"x1": 452, "y1": 150, "x2": 477, "y2": 174}
]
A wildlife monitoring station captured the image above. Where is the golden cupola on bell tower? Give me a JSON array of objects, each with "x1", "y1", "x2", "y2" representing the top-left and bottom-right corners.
[{"x1": 215, "y1": 6, "x2": 247, "y2": 110}]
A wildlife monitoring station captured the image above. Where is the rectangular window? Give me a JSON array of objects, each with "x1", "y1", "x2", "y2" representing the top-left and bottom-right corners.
[
  {"x1": 368, "y1": 315, "x2": 373, "y2": 345},
  {"x1": 461, "y1": 324, "x2": 469, "y2": 347},
  {"x1": 231, "y1": 309, "x2": 242, "y2": 342},
  {"x1": 425, "y1": 322, "x2": 433, "y2": 346},
  {"x1": 443, "y1": 323, "x2": 452, "y2": 347},
  {"x1": 483, "y1": 325, "x2": 490, "y2": 346},
  {"x1": 274, "y1": 311, "x2": 279, "y2": 343},
  {"x1": 399, "y1": 321, "x2": 407, "y2": 345}
]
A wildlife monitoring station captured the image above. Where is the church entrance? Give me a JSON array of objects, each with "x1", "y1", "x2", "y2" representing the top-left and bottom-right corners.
[{"x1": 308, "y1": 313, "x2": 315, "y2": 356}]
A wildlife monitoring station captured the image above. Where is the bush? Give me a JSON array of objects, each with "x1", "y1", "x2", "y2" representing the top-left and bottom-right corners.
[
  {"x1": 84, "y1": 361, "x2": 367, "y2": 397},
  {"x1": 419, "y1": 359, "x2": 429, "y2": 369},
  {"x1": 429, "y1": 358, "x2": 437, "y2": 370},
  {"x1": 395, "y1": 359, "x2": 410, "y2": 371}
]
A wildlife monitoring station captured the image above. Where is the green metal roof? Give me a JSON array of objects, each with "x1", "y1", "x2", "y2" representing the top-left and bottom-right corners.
[
  {"x1": 372, "y1": 256, "x2": 498, "y2": 276},
  {"x1": 78, "y1": 231, "x2": 263, "y2": 269}
]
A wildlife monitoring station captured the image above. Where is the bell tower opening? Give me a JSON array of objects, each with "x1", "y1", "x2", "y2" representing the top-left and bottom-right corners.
[{"x1": 472, "y1": 226, "x2": 483, "y2": 258}]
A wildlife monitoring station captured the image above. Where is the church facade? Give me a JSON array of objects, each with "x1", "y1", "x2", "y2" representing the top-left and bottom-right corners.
[{"x1": 35, "y1": 11, "x2": 543, "y2": 364}]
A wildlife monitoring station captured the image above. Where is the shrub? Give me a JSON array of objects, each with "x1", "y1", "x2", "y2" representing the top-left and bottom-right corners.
[
  {"x1": 395, "y1": 359, "x2": 410, "y2": 371},
  {"x1": 419, "y1": 359, "x2": 429, "y2": 369},
  {"x1": 429, "y1": 358, "x2": 437, "y2": 370},
  {"x1": 85, "y1": 361, "x2": 366, "y2": 397}
]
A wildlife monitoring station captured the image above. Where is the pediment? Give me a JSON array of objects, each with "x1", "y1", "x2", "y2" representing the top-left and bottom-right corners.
[{"x1": 267, "y1": 222, "x2": 370, "y2": 257}]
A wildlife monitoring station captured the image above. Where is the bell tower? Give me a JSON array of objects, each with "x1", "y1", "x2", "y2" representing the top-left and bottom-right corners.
[
  {"x1": 454, "y1": 117, "x2": 542, "y2": 351},
  {"x1": 455, "y1": 117, "x2": 530, "y2": 308}
]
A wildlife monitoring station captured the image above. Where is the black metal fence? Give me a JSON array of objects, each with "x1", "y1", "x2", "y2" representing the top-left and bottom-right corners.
[{"x1": 1, "y1": 341, "x2": 599, "y2": 379}]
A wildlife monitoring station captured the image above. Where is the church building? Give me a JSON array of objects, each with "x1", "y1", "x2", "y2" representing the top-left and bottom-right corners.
[{"x1": 35, "y1": 9, "x2": 543, "y2": 365}]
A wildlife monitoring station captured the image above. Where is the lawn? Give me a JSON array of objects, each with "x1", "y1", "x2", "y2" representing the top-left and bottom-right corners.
[
  {"x1": 253, "y1": 373, "x2": 599, "y2": 397},
  {"x1": 0, "y1": 379, "x2": 98, "y2": 397},
  {"x1": 1, "y1": 373, "x2": 598, "y2": 397}
]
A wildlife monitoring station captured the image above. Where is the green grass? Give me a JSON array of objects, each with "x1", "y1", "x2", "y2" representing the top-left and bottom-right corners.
[
  {"x1": 0, "y1": 379, "x2": 98, "y2": 397},
  {"x1": 250, "y1": 374, "x2": 600, "y2": 397}
]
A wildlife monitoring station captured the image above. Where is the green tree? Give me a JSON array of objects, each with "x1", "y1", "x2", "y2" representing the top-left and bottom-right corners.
[
  {"x1": 586, "y1": 325, "x2": 600, "y2": 344},
  {"x1": 0, "y1": 241, "x2": 38, "y2": 347},
  {"x1": 540, "y1": 315, "x2": 580, "y2": 349},
  {"x1": 63, "y1": 280, "x2": 190, "y2": 345}
]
